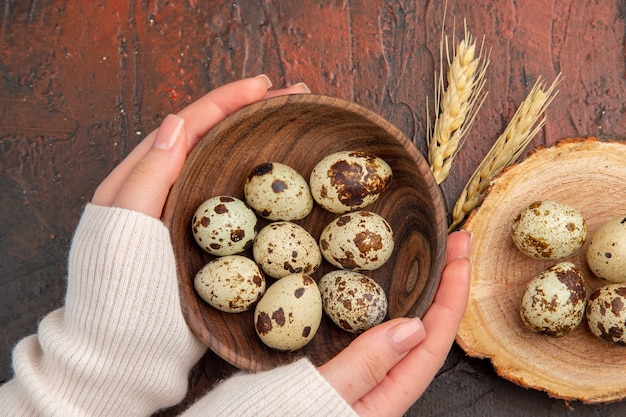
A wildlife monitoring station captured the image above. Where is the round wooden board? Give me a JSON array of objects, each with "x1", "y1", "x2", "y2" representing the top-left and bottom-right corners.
[{"x1": 457, "y1": 137, "x2": 626, "y2": 403}]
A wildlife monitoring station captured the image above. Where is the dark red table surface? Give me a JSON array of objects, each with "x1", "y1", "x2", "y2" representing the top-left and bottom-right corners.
[{"x1": 1, "y1": 1, "x2": 625, "y2": 415}]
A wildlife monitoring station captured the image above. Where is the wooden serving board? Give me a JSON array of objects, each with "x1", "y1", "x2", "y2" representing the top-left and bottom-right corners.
[{"x1": 457, "y1": 137, "x2": 626, "y2": 404}]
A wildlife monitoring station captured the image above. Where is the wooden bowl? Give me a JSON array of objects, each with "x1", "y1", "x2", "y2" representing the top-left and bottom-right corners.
[
  {"x1": 457, "y1": 137, "x2": 626, "y2": 403},
  {"x1": 162, "y1": 94, "x2": 447, "y2": 372}
]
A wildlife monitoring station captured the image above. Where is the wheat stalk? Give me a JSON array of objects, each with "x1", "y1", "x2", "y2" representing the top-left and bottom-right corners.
[
  {"x1": 427, "y1": 21, "x2": 489, "y2": 185},
  {"x1": 448, "y1": 74, "x2": 563, "y2": 232}
]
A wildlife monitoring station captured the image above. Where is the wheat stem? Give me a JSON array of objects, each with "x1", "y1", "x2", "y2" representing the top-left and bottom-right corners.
[
  {"x1": 427, "y1": 21, "x2": 490, "y2": 185},
  {"x1": 448, "y1": 74, "x2": 563, "y2": 232}
]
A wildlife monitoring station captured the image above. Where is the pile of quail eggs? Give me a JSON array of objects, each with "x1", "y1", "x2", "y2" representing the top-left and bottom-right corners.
[
  {"x1": 191, "y1": 151, "x2": 394, "y2": 351},
  {"x1": 512, "y1": 200, "x2": 626, "y2": 345}
]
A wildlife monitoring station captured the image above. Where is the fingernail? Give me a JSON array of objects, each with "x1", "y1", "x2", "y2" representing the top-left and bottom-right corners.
[
  {"x1": 459, "y1": 229, "x2": 473, "y2": 260},
  {"x1": 255, "y1": 74, "x2": 273, "y2": 89},
  {"x1": 154, "y1": 114, "x2": 185, "y2": 150},
  {"x1": 291, "y1": 82, "x2": 311, "y2": 93},
  {"x1": 387, "y1": 317, "x2": 426, "y2": 354},
  {"x1": 460, "y1": 229, "x2": 473, "y2": 242}
]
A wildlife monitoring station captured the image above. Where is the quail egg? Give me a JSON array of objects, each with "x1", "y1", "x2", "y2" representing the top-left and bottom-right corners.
[
  {"x1": 586, "y1": 284, "x2": 626, "y2": 345},
  {"x1": 194, "y1": 255, "x2": 266, "y2": 313},
  {"x1": 253, "y1": 221, "x2": 322, "y2": 279},
  {"x1": 309, "y1": 150, "x2": 393, "y2": 214},
  {"x1": 244, "y1": 162, "x2": 314, "y2": 221},
  {"x1": 512, "y1": 200, "x2": 587, "y2": 260},
  {"x1": 319, "y1": 211, "x2": 394, "y2": 271},
  {"x1": 519, "y1": 262, "x2": 587, "y2": 337},
  {"x1": 191, "y1": 196, "x2": 258, "y2": 256},
  {"x1": 586, "y1": 215, "x2": 626, "y2": 283},
  {"x1": 254, "y1": 273, "x2": 322, "y2": 351},
  {"x1": 319, "y1": 270, "x2": 388, "y2": 333}
]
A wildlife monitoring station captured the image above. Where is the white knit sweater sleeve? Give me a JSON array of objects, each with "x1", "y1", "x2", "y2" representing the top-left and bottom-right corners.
[
  {"x1": 180, "y1": 359, "x2": 358, "y2": 417},
  {"x1": 0, "y1": 204, "x2": 357, "y2": 417},
  {"x1": 0, "y1": 204, "x2": 207, "y2": 416}
]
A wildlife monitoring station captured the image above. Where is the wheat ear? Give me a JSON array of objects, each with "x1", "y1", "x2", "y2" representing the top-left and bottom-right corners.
[
  {"x1": 448, "y1": 74, "x2": 563, "y2": 232},
  {"x1": 427, "y1": 22, "x2": 489, "y2": 185}
]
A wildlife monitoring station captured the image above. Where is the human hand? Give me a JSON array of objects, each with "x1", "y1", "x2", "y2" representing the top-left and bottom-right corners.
[
  {"x1": 92, "y1": 75, "x2": 310, "y2": 217},
  {"x1": 318, "y1": 230, "x2": 472, "y2": 417}
]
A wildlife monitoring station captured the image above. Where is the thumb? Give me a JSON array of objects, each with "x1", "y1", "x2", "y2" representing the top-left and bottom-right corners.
[
  {"x1": 108, "y1": 114, "x2": 188, "y2": 218},
  {"x1": 318, "y1": 316, "x2": 426, "y2": 406}
]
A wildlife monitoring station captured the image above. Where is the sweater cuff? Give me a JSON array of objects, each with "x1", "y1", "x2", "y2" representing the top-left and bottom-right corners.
[{"x1": 182, "y1": 358, "x2": 357, "y2": 417}]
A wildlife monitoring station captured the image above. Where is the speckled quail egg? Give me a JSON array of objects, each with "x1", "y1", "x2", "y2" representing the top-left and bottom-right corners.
[
  {"x1": 254, "y1": 273, "x2": 322, "y2": 351},
  {"x1": 586, "y1": 284, "x2": 626, "y2": 345},
  {"x1": 319, "y1": 270, "x2": 388, "y2": 333},
  {"x1": 252, "y1": 221, "x2": 322, "y2": 279},
  {"x1": 192, "y1": 196, "x2": 258, "y2": 256},
  {"x1": 586, "y1": 215, "x2": 626, "y2": 283},
  {"x1": 319, "y1": 211, "x2": 394, "y2": 271},
  {"x1": 520, "y1": 262, "x2": 587, "y2": 337},
  {"x1": 309, "y1": 151, "x2": 393, "y2": 214},
  {"x1": 512, "y1": 200, "x2": 587, "y2": 260},
  {"x1": 194, "y1": 255, "x2": 266, "y2": 313},
  {"x1": 244, "y1": 162, "x2": 314, "y2": 221}
]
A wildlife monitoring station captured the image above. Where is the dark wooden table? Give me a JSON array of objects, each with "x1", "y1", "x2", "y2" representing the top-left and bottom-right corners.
[{"x1": 1, "y1": 1, "x2": 625, "y2": 415}]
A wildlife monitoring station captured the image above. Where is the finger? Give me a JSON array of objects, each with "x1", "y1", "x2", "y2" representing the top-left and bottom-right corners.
[
  {"x1": 178, "y1": 76, "x2": 300, "y2": 146},
  {"x1": 352, "y1": 232, "x2": 472, "y2": 416},
  {"x1": 318, "y1": 317, "x2": 426, "y2": 406},
  {"x1": 181, "y1": 81, "x2": 312, "y2": 149},
  {"x1": 445, "y1": 230, "x2": 473, "y2": 265},
  {"x1": 92, "y1": 75, "x2": 273, "y2": 206},
  {"x1": 93, "y1": 77, "x2": 310, "y2": 207},
  {"x1": 104, "y1": 114, "x2": 187, "y2": 217},
  {"x1": 408, "y1": 256, "x2": 471, "y2": 382}
]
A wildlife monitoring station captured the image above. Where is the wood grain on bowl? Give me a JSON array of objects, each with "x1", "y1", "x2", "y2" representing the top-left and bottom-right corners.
[
  {"x1": 457, "y1": 137, "x2": 626, "y2": 404},
  {"x1": 162, "y1": 94, "x2": 447, "y2": 372}
]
